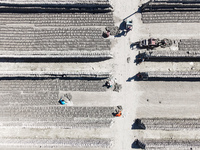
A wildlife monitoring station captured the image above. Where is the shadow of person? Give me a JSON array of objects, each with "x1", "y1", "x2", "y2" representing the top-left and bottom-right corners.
[
  {"x1": 131, "y1": 141, "x2": 141, "y2": 149},
  {"x1": 119, "y1": 20, "x2": 126, "y2": 31},
  {"x1": 130, "y1": 43, "x2": 135, "y2": 50},
  {"x1": 130, "y1": 42, "x2": 140, "y2": 50},
  {"x1": 131, "y1": 139, "x2": 145, "y2": 149},
  {"x1": 126, "y1": 75, "x2": 136, "y2": 82},
  {"x1": 123, "y1": 7, "x2": 142, "y2": 21},
  {"x1": 115, "y1": 30, "x2": 126, "y2": 37},
  {"x1": 131, "y1": 119, "x2": 146, "y2": 130}
]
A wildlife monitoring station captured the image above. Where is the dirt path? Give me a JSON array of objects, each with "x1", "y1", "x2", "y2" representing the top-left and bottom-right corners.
[{"x1": 108, "y1": 0, "x2": 142, "y2": 149}]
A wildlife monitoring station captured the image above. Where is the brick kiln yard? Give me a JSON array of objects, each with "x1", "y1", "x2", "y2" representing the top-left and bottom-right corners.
[{"x1": 0, "y1": 0, "x2": 200, "y2": 150}]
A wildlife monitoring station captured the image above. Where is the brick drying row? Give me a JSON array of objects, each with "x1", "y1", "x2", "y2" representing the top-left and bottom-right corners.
[
  {"x1": 141, "y1": 0, "x2": 200, "y2": 23},
  {"x1": 142, "y1": 51, "x2": 200, "y2": 58},
  {"x1": 0, "y1": 27, "x2": 110, "y2": 51},
  {"x1": 0, "y1": 0, "x2": 110, "y2": 5},
  {"x1": 136, "y1": 71, "x2": 200, "y2": 81},
  {"x1": 0, "y1": 106, "x2": 114, "y2": 128},
  {"x1": 0, "y1": 138, "x2": 112, "y2": 148},
  {"x1": 147, "y1": 71, "x2": 200, "y2": 78},
  {"x1": 0, "y1": 106, "x2": 115, "y2": 119},
  {"x1": 135, "y1": 118, "x2": 200, "y2": 130},
  {"x1": 179, "y1": 39, "x2": 200, "y2": 51},
  {"x1": 0, "y1": 91, "x2": 59, "y2": 106},
  {"x1": 0, "y1": 13, "x2": 114, "y2": 27},
  {"x1": 141, "y1": 0, "x2": 200, "y2": 12},
  {"x1": 0, "y1": 118, "x2": 113, "y2": 128},
  {"x1": 0, "y1": 27, "x2": 112, "y2": 58},
  {"x1": 0, "y1": 79, "x2": 107, "y2": 91},
  {"x1": 142, "y1": 139, "x2": 200, "y2": 150},
  {"x1": 142, "y1": 11, "x2": 200, "y2": 23}
]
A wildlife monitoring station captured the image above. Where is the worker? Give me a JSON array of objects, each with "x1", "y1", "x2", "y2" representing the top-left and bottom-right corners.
[
  {"x1": 137, "y1": 72, "x2": 142, "y2": 79},
  {"x1": 59, "y1": 99, "x2": 66, "y2": 105},
  {"x1": 115, "y1": 111, "x2": 122, "y2": 117},
  {"x1": 106, "y1": 31, "x2": 110, "y2": 37},
  {"x1": 106, "y1": 81, "x2": 112, "y2": 88},
  {"x1": 126, "y1": 26, "x2": 132, "y2": 34},
  {"x1": 137, "y1": 57, "x2": 144, "y2": 65}
]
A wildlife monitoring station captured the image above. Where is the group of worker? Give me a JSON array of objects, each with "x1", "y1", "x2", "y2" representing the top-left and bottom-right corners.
[{"x1": 105, "y1": 80, "x2": 122, "y2": 117}]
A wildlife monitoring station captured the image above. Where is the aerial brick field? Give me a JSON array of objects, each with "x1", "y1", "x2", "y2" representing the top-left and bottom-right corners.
[{"x1": 0, "y1": 0, "x2": 200, "y2": 150}]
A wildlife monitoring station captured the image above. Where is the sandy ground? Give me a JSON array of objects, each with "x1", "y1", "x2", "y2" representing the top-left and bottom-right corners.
[{"x1": 1, "y1": 0, "x2": 200, "y2": 150}]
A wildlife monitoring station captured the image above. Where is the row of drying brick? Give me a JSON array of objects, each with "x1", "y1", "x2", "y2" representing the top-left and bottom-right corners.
[
  {"x1": 135, "y1": 118, "x2": 200, "y2": 130},
  {"x1": 142, "y1": 11, "x2": 200, "y2": 23},
  {"x1": 142, "y1": 11, "x2": 200, "y2": 16},
  {"x1": 0, "y1": 91, "x2": 59, "y2": 106},
  {"x1": 0, "y1": 27, "x2": 103, "y2": 37},
  {"x1": 6, "y1": 13, "x2": 114, "y2": 18},
  {"x1": 0, "y1": 118, "x2": 113, "y2": 129},
  {"x1": 0, "y1": 106, "x2": 115, "y2": 129},
  {"x1": 179, "y1": 39, "x2": 200, "y2": 51},
  {"x1": 154, "y1": 0, "x2": 199, "y2": 2},
  {"x1": 0, "y1": 51, "x2": 113, "y2": 58},
  {"x1": 0, "y1": 106, "x2": 115, "y2": 119},
  {"x1": 0, "y1": 71, "x2": 111, "y2": 78},
  {"x1": 0, "y1": 12, "x2": 114, "y2": 26},
  {"x1": 0, "y1": 0, "x2": 110, "y2": 5},
  {"x1": 0, "y1": 27, "x2": 110, "y2": 52},
  {"x1": 147, "y1": 71, "x2": 200, "y2": 78},
  {"x1": 145, "y1": 51, "x2": 200, "y2": 58},
  {"x1": 141, "y1": 0, "x2": 200, "y2": 12},
  {"x1": 142, "y1": 139, "x2": 200, "y2": 150},
  {"x1": 0, "y1": 79, "x2": 107, "y2": 92},
  {"x1": 0, "y1": 45, "x2": 110, "y2": 51},
  {"x1": 136, "y1": 71, "x2": 200, "y2": 81},
  {"x1": 0, "y1": 138, "x2": 112, "y2": 148}
]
